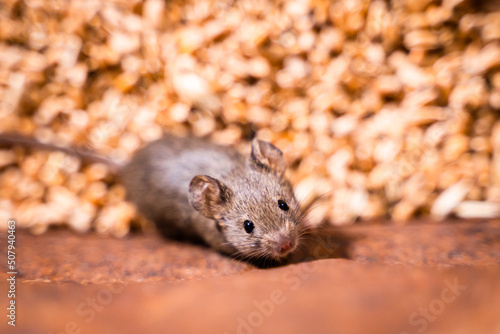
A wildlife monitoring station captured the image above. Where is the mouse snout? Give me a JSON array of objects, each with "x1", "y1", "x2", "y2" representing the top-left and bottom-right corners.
[
  {"x1": 275, "y1": 234, "x2": 294, "y2": 255},
  {"x1": 280, "y1": 239, "x2": 291, "y2": 252},
  {"x1": 265, "y1": 228, "x2": 298, "y2": 258}
]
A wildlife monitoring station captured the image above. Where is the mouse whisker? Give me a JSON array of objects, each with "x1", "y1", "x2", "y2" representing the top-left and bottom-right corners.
[
  {"x1": 295, "y1": 190, "x2": 333, "y2": 220},
  {"x1": 295, "y1": 200, "x2": 330, "y2": 228}
]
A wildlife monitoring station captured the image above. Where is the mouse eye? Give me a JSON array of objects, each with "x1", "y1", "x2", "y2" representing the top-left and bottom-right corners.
[
  {"x1": 278, "y1": 200, "x2": 289, "y2": 211},
  {"x1": 243, "y1": 220, "x2": 254, "y2": 233}
]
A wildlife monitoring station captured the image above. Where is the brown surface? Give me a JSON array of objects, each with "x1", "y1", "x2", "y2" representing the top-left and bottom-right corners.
[
  {"x1": 0, "y1": 230, "x2": 252, "y2": 283},
  {"x1": 1, "y1": 220, "x2": 500, "y2": 334},
  {"x1": 3, "y1": 262, "x2": 500, "y2": 334},
  {"x1": 1, "y1": 219, "x2": 499, "y2": 284},
  {"x1": 298, "y1": 219, "x2": 500, "y2": 266}
]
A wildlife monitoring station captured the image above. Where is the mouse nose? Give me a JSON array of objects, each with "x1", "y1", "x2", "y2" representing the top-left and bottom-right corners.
[
  {"x1": 273, "y1": 233, "x2": 295, "y2": 256},
  {"x1": 280, "y1": 240, "x2": 291, "y2": 252}
]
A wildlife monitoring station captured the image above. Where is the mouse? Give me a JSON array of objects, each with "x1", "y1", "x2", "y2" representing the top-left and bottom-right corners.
[{"x1": 0, "y1": 132, "x2": 305, "y2": 262}]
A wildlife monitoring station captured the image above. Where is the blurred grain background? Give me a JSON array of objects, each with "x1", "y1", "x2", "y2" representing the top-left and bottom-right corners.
[{"x1": 0, "y1": 0, "x2": 499, "y2": 236}]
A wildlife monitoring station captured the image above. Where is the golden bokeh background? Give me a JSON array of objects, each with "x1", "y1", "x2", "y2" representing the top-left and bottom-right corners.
[{"x1": 1, "y1": 0, "x2": 500, "y2": 235}]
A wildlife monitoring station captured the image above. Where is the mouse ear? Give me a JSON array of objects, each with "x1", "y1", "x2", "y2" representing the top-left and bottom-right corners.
[
  {"x1": 188, "y1": 175, "x2": 232, "y2": 219},
  {"x1": 250, "y1": 139, "x2": 286, "y2": 177}
]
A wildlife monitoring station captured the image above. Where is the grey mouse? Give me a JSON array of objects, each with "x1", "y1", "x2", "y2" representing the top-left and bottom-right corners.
[{"x1": 0, "y1": 132, "x2": 304, "y2": 261}]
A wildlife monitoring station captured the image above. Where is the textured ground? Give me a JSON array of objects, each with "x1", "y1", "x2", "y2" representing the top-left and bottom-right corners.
[
  {"x1": 1, "y1": 219, "x2": 500, "y2": 333},
  {"x1": 2, "y1": 0, "x2": 500, "y2": 236}
]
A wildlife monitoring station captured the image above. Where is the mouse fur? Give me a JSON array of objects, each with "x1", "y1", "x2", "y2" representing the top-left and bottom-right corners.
[
  {"x1": 0, "y1": 132, "x2": 304, "y2": 261},
  {"x1": 122, "y1": 134, "x2": 303, "y2": 260}
]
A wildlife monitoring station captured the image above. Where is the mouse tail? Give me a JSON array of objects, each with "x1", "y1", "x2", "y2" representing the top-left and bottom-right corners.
[{"x1": 0, "y1": 132, "x2": 122, "y2": 173}]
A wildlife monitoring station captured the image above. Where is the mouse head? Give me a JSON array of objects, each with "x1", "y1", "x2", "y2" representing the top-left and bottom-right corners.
[{"x1": 188, "y1": 139, "x2": 303, "y2": 260}]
